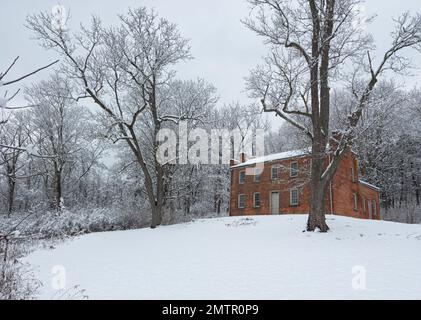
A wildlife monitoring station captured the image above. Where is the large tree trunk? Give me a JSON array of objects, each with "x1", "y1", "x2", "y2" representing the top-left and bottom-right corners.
[
  {"x1": 151, "y1": 204, "x2": 161, "y2": 229},
  {"x1": 305, "y1": 0, "x2": 335, "y2": 232},
  {"x1": 412, "y1": 173, "x2": 420, "y2": 206},
  {"x1": 155, "y1": 165, "x2": 165, "y2": 226},
  {"x1": 6, "y1": 159, "x2": 17, "y2": 217},
  {"x1": 56, "y1": 171, "x2": 62, "y2": 211},
  {"x1": 214, "y1": 175, "x2": 222, "y2": 214},
  {"x1": 149, "y1": 78, "x2": 165, "y2": 229},
  {"x1": 7, "y1": 178, "x2": 15, "y2": 218},
  {"x1": 142, "y1": 163, "x2": 164, "y2": 229},
  {"x1": 52, "y1": 164, "x2": 63, "y2": 212},
  {"x1": 143, "y1": 176, "x2": 162, "y2": 229},
  {"x1": 307, "y1": 141, "x2": 329, "y2": 232}
]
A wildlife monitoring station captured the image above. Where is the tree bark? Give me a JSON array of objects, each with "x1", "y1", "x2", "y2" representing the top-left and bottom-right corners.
[
  {"x1": 7, "y1": 178, "x2": 15, "y2": 218},
  {"x1": 150, "y1": 204, "x2": 161, "y2": 229},
  {"x1": 150, "y1": 77, "x2": 165, "y2": 228},
  {"x1": 52, "y1": 162, "x2": 63, "y2": 212},
  {"x1": 6, "y1": 157, "x2": 17, "y2": 217},
  {"x1": 55, "y1": 170, "x2": 62, "y2": 212},
  {"x1": 306, "y1": 0, "x2": 335, "y2": 232},
  {"x1": 142, "y1": 172, "x2": 162, "y2": 229},
  {"x1": 307, "y1": 141, "x2": 330, "y2": 232}
]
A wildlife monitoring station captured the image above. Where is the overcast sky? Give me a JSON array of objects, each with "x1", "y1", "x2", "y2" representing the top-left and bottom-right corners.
[{"x1": 2, "y1": 0, "x2": 421, "y2": 121}]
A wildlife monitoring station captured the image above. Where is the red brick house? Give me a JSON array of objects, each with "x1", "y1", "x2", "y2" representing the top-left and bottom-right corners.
[{"x1": 229, "y1": 145, "x2": 381, "y2": 220}]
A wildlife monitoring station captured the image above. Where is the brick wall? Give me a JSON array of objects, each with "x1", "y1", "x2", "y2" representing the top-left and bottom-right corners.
[{"x1": 229, "y1": 150, "x2": 381, "y2": 220}]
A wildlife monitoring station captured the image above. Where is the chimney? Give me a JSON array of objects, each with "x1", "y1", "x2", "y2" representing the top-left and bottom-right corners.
[
  {"x1": 329, "y1": 131, "x2": 342, "y2": 152},
  {"x1": 240, "y1": 152, "x2": 247, "y2": 163},
  {"x1": 230, "y1": 159, "x2": 240, "y2": 166}
]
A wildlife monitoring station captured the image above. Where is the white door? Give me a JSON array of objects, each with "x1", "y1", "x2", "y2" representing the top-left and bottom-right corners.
[
  {"x1": 271, "y1": 192, "x2": 280, "y2": 215},
  {"x1": 368, "y1": 200, "x2": 372, "y2": 219}
]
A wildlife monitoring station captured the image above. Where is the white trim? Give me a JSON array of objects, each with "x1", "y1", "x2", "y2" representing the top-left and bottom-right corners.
[
  {"x1": 352, "y1": 193, "x2": 358, "y2": 211},
  {"x1": 290, "y1": 188, "x2": 299, "y2": 206},
  {"x1": 238, "y1": 194, "x2": 245, "y2": 209},
  {"x1": 253, "y1": 192, "x2": 261, "y2": 208},
  {"x1": 270, "y1": 191, "x2": 280, "y2": 215},
  {"x1": 351, "y1": 166, "x2": 356, "y2": 183},
  {"x1": 290, "y1": 161, "x2": 298, "y2": 178},
  {"x1": 239, "y1": 170, "x2": 246, "y2": 184},
  {"x1": 253, "y1": 168, "x2": 261, "y2": 182},
  {"x1": 359, "y1": 180, "x2": 381, "y2": 191},
  {"x1": 231, "y1": 148, "x2": 311, "y2": 168},
  {"x1": 271, "y1": 165, "x2": 279, "y2": 180}
]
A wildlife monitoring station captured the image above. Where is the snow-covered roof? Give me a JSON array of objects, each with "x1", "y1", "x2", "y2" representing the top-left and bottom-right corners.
[
  {"x1": 231, "y1": 148, "x2": 311, "y2": 168},
  {"x1": 359, "y1": 180, "x2": 381, "y2": 191}
]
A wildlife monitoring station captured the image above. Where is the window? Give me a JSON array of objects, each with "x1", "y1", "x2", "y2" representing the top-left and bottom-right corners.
[
  {"x1": 239, "y1": 171, "x2": 246, "y2": 184},
  {"x1": 290, "y1": 162, "x2": 298, "y2": 178},
  {"x1": 368, "y1": 200, "x2": 372, "y2": 218},
  {"x1": 271, "y1": 165, "x2": 279, "y2": 180},
  {"x1": 253, "y1": 168, "x2": 261, "y2": 182},
  {"x1": 373, "y1": 201, "x2": 377, "y2": 217},
  {"x1": 238, "y1": 194, "x2": 246, "y2": 209},
  {"x1": 353, "y1": 193, "x2": 358, "y2": 211},
  {"x1": 253, "y1": 193, "x2": 261, "y2": 208},
  {"x1": 351, "y1": 166, "x2": 356, "y2": 183},
  {"x1": 290, "y1": 189, "x2": 299, "y2": 206}
]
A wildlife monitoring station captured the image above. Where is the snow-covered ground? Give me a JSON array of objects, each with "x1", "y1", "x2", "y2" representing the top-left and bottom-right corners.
[{"x1": 23, "y1": 215, "x2": 421, "y2": 300}]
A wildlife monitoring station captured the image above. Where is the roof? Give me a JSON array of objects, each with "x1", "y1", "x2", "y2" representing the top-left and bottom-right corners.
[
  {"x1": 231, "y1": 148, "x2": 311, "y2": 169},
  {"x1": 359, "y1": 180, "x2": 381, "y2": 191}
]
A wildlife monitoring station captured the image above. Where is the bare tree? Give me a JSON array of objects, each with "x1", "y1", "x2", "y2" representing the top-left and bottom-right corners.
[
  {"x1": 0, "y1": 57, "x2": 58, "y2": 109},
  {"x1": 24, "y1": 75, "x2": 98, "y2": 213},
  {"x1": 0, "y1": 55, "x2": 59, "y2": 215},
  {"x1": 0, "y1": 115, "x2": 30, "y2": 216},
  {"x1": 26, "y1": 8, "x2": 213, "y2": 228},
  {"x1": 1, "y1": 56, "x2": 58, "y2": 138},
  {"x1": 244, "y1": 0, "x2": 421, "y2": 231}
]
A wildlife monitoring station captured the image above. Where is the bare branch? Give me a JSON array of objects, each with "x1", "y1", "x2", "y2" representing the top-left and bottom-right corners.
[
  {"x1": 0, "y1": 57, "x2": 20, "y2": 81},
  {"x1": 1, "y1": 60, "x2": 59, "y2": 86}
]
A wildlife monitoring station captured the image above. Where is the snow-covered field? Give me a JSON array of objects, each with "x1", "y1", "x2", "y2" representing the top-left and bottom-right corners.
[{"x1": 23, "y1": 215, "x2": 421, "y2": 300}]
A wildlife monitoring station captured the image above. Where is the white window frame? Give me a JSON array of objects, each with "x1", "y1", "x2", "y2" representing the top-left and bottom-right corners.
[
  {"x1": 239, "y1": 170, "x2": 246, "y2": 184},
  {"x1": 353, "y1": 193, "x2": 358, "y2": 211},
  {"x1": 351, "y1": 166, "x2": 356, "y2": 183},
  {"x1": 238, "y1": 194, "x2": 246, "y2": 209},
  {"x1": 368, "y1": 199, "x2": 372, "y2": 218},
  {"x1": 290, "y1": 189, "x2": 299, "y2": 206},
  {"x1": 290, "y1": 161, "x2": 298, "y2": 178},
  {"x1": 271, "y1": 165, "x2": 279, "y2": 180},
  {"x1": 253, "y1": 168, "x2": 261, "y2": 182},
  {"x1": 253, "y1": 193, "x2": 261, "y2": 208}
]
